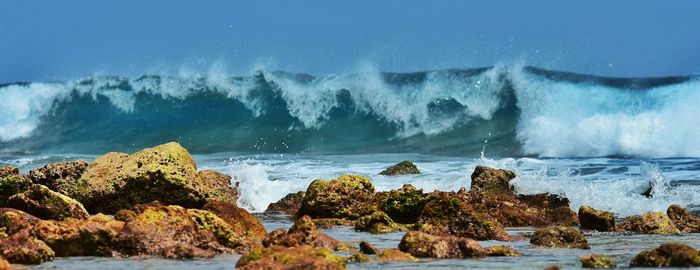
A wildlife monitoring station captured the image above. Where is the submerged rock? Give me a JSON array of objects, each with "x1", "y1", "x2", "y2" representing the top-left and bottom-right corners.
[
  {"x1": 0, "y1": 166, "x2": 31, "y2": 207},
  {"x1": 578, "y1": 206, "x2": 615, "y2": 232},
  {"x1": 377, "y1": 184, "x2": 426, "y2": 224},
  {"x1": 7, "y1": 184, "x2": 89, "y2": 220},
  {"x1": 73, "y1": 142, "x2": 237, "y2": 213},
  {"x1": 265, "y1": 191, "x2": 305, "y2": 215},
  {"x1": 297, "y1": 174, "x2": 376, "y2": 220},
  {"x1": 398, "y1": 231, "x2": 486, "y2": 259},
  {"x1": 630, "y1": 243, "x2": 700, "y2": 267},
  {"x1": 359, "y1": 241, "x2": 378, "y2": 255},
  {"x1": 417, "y1": 191, "x2": 511, "y2": 241},
  {"x1": 667, "y1": 204, "x2": 700, "y2": 233},
  {"x1": 354, "y1": 211, "x2": 402, "y2": 234},
  {"x1": 580, "y1": 254, "x2": 616, "y2": 268},
  {"x1": 529, "y1": 226, "x2": 590, "y2": 249},
  {"x1": 485, "y1": 245, "x2": 522, "y2": 257},
  {"x1": 470, "y1": 166, "x2": 516, "y2": 196},
  {"x1": 617, "y1": 212, "x2": 679, "y2": 234},
  {"x1": 236, "y1": 245, "x2": 346, "y2": 270},
  {"x1": 377, "y1": 248, "x2": 419, "y2": 262},
  {"x1": 264, "y1": 215, "x2": 347, "y2": 251},
  {"x1": 29, "y1": 161, "x2": 88, "y2": 196},
  {"x1": 379, "y1": 161, "x2": 421, "y2": 176}
]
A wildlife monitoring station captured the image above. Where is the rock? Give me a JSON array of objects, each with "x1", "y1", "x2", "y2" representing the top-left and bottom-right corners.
[
  {"x1": 0, "y1": 229, "x2": 55, "y2": 264},
  {"x1": 579, "y1": 206, "x2": 615, "y2": 232},
  {"x1": 485, "y1": 245, "x2": 522, "y2": 257},
  {"x1": 617, "y1": 212, "x2": 680, "y2": 234},
  {"x1": 201, "y1": 201, "x2": 266, "y2": 251},
  {"x1": 73, "y1": 142, "x2": 237, "y2": 213},
  {"x1": 265, "y1": 191, "x2": 305, "y2": 215},
  {"x1": 466, "y1": 191, "x2": 578, "y2": 227},
  {"x1": 379, "y1": 161, "x2": 421, "y2": 176},
  {"x1": 236, "y1": 245, "x2": 346, "y2": 270},
  {"x1": 544, "y1": 266, "x2": 561, "y2": 270},
  {"x1": 354, "y1": 211, "x2": 402, "y2": 234},
  {"x1": 297, "y1": 174, "x2": 376, "y2": 220},
  {"x1": 0, "y1": 258, "x2": 10, "y2": 270},
  {"x1": 34, "y1": 214, "x2": 124, "y2": 256},
  {"x1": 347, "y1": 252, "x2": 370, "y2": 262},
  {"x1": 630, "y1": 243, "x2": 700, "y2": 267},
  {"x1": 470, "y1": 166, "x2": 516, "y2": 196},
  {"x1": 377, "y1": 248, "x2": 419, "y2": 262},
  {"x1": 398, "y1": 231, "x2": 486, "y2": 259},
  {"x1": 187, "y1": 208, "x2": 255, "y2": 253},
  {"x1": 417, "y1": 191, "x2": 511, "y2": 241},
  {"x1": 114, "y1": 202, "x2": 228, "y2": 258},
  {"x1": 28, "y1": 161, "x2": 88, "y2": 196},
  {"x1": 667, "y1": 204, "x2": 700, "y2": 233},
  {"x1": 114, "y1": 209, "x2": 137, "y2": 222},
  {"x1": 359, "y1": 241, "x2": 378, "y2": 255},
  {"x1": 264, "y1": 215, "x2": 347, "y2": 251},
  {"x1": 517, "y1": 193, "x2": 579, "y2": 226},
  {"x1": 580, "y1": 254, "x2": 616, "y2": 268},
  {"x1": 0, "y1": 209, "x2": 40, "y2": 234},
  {"x1": 377, "y1": 184, "x2": 426, "y2": 224},
  {"x1": 7, "y1": 184, "x2": 89, "y2": 220},
  {"x1": 529, "y1": 226, "x2": 590, "y2": 249},
  {"x1": 0, "y1": 166, "x2": 31, "y2": 207}
]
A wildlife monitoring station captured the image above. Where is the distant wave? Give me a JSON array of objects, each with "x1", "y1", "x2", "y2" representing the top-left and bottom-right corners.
[{"x1": 1, "y1": 64, "x2": 699, "y2": 157}]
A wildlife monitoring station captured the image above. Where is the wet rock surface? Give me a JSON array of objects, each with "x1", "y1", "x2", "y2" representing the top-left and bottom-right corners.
[
  {"x1": 236, "y1": 245, "x2": 346, "y2": 270},
  {"x1": 265, "y1": 191, "x2": 305, "y2": 215},
  {"x1": 618, "y1": 211, "x2": 680, "y2": 234},
  {"x1": 578, "y1": 206, "x2": 615, "y2": 232},
  {"x1": 529, "y1": 226, "x2": 590, "y2": 249},
  {"x1": 297, "y1": 174, "x2": 376, "y2": 220},
  {"x1": 667, "y1": 204, "x2": 700, "y2": 233},
  {"x1": 580, "y1": 254, "x2": 616, "y2": 268},
  {"x1": 29, "y1": 161, "x2": 88, "y2": 196},
  {"x1": 379, "y1": 160, "x2": 421, "y2": 176},
  {"x1": 630, "y1": 243, "x2": 700, "y2": 267},
  {"x1": 0, "y1": 166, "x2": 31, "y2": 208},
  {"x1": 7, "y1": 184, "x2": 89, "y2": 220}
]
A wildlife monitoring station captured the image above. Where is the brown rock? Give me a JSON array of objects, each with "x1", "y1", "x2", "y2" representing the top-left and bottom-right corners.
[
  {"x1": 398, "y1": 231, "x2": 486, "y2": 259},
  {"x1": 0, "y1": 257, "x2": 10, "y2": 270},
  {"x1": 530, "y1": 226, "x2": 590, "y2": 249},
  {"x1": 667, "y1": 204, "x2": 700, "y2": 233},
  {"x1": 201, "y1": 201, "x2": 266, "y2": 250},
  {"x1": 379, "y1": 161, "x2": 421, "y2": 176},
  {"x1": 630, "y1": 243, "x2": 700, "y2": 267},
  {"x1": 376, "y1": 184, "x2": 426, "y2": 224},
  {"x1": 470, "y1": 166, "x2": 516, "y2": 196},
  {"x1": 0, "y1": 209, "x2": 40, "y2": 235},
  {"x1": 485, "y1": 245, "x2": 522, "y2": 257},
  {"x1": 236, "y1": 245, "x2": 346, "y2": 270},
  {"x1": 265, "y1": 191, "x2": 305, "y2": 215},
  {"x1": 359, "y1": 240, "x2": 378, "y2": 255},
  {"x1": 0, "y1": 229, "x2": 55, "y2": 264},
  {"x1": 617, "y1": 212, "x2": 679, "y2": 234},
  {"x1": 579, "y1": 206, "x2": 615, "y2": 232},
  {"x1": 264, "y1": 215, "x2": 347, "y2": 251},
  {"x1": 0, "y1": 166, "x2": 31, "y2": 207},
  {"x1": 28, "y1": 161, "x2": 88, "y2": 196},
  {"x1": 377, "y1": 248, "x2": 419, "y2": 262},
  {"x1": 7, "y1": 184, "x2": 89, "y2": 220},
  {"x1": 354, "y1": 211, "x2": 402, "y2": 234},
  {"x1": 297, "y1": 174, "x2": 376, "y2": 220},
  {"x1": 35, "y1": 214, "x2": 124, "y2": 257},
  {"x1": 580, "y1": 253, "x2": 616, "y2": 268}
]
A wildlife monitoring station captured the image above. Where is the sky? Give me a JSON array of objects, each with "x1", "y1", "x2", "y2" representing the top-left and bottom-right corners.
[{"x1": 1, "y1": 1, "x2": 699, "y2": 82}]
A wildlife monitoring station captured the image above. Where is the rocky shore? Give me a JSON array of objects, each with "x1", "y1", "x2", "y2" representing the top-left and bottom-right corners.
[{"x1": 0, "y1": 142, "x2": 699, "y2": 269}]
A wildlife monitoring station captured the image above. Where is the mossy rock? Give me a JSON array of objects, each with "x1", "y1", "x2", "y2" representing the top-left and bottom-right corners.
[
  {"x1": 470, "y1": 166, "x2": 517, "y2": 196},
  {"x1": 378, "y1": 184, "x2": 426, "y2": 224},
  {"x1": 354, "y1": 211, "x2": 402, "y2": 234},
  {"x1": 297, "y1": 174, "x2": 376, "y2": 220},
  {"x1": 580, "y1": 254, "x2": 616, "y2": 268},
  {"x1": 578, "y1": 206, "x2": 615, "y2": 232},
  {"x1": 0, "y1": 229, "x2": 55, "y2": 264},
  {"x1": 7, "y1": 184, "x2": 89, "y2": 220},
  {"x1": 73, "y1": 142, "x2": 237, "y2": 213},
  {"x1": 265, "y1": 191, "x2": 305, "y2": 215},
  {"x1": 187, "y1": 208, "x2": 252, "y2": 253},
  {"x1": 398, "y1": 231, "x2": 486, "y2": 259},
  {"x1": 34, "y1": 214, "x2": 124, "y2": 257},
  {"x1": 201, "y1": 201, "x2": 267, "y2": 251},
  {"x1": 236, "y1": 245, "x2": 346, "y2": 270},
  {"x1": 418, "y1": 192, "x2": 511, "y2": 241},
  {"x1": 530, "y1": 226, "x2": 590, "y2": 249},
  {"x1": 667, "y1": 204, "x2": 700, "y2": 233},
  {"x1": 0, "y1": 166, "x2": 31, "y2": 207},
  {"x1": 630, "y1": 243, "x2": 700, "y2": 267},
  {"x1": 29, "y1": 161, "x2": 88, "y2": 196},
  {"x1": 618, "y1": 212, "x2": 680, "y2": 234},
  {"x1": 486, "y1": 245, "x2": 522, "y2": 257},
  {"x1": 379, "y1": 161, "x2": 421, "y2": 176},
  {"x1": 377, "y1": 248, "x2": 419, "y2": 262}
]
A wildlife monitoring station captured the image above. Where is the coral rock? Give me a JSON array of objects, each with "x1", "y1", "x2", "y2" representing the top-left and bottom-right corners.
[
  {"x1": 0, "y1": 166, "x2": 31, "y2": 207},
  {"x1": 29, "y1": 161, "x2": 88, "y2": 196},
  {"x1": 530, "y1": 226, "x2": 590, "y2": 249},
  {"x1": 580, "y1": 254, "x2": 616, "y2": 268},
  {"x1": 630, "y1": 243, "x2": 700, "y2": 267},
  {"x1": 7, "y1": 184, "x2": 89, "y2": 220},
  {"x1": 470, "y1": 166, "x2": 516, "y2": 196},
  {"x1": 377, "y1": 184, "x2": 426, "y2": 224},
  {"x1": 578, "y1": 206, "x2": 615, "y2": 232},
  {"x1": 398, "y1": 231, "x2": 486, "y2": 259},
  {"x1": 377, "y1": 248, "x2": 419, "y2": 262},
  {"x1": 297, "y1": 174, "x2": 376, "y2": 220},
  {"x1": 618, "y1": 212, "x2": 680, "y2": 234},
  {"x1": 379, "y1": 161, "x2": 421, "y2": 176},
  {"x1": 236, "y1": 245, "x2": 346, "y2": 270},
  {"x1": 354, "y1": 211, "x2": 402, "y2": 234}
]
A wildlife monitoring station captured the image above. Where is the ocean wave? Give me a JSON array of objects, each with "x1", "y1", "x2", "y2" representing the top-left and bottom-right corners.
[{"x1": 0, "y1": 64, "x2": 698, "y2": 158}]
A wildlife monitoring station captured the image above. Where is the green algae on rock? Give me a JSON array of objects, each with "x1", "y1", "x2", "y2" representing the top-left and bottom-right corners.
[
  {"x1": 580, "y1": 253, "x2": 616, "y2": 268},
  {"x1": 379, "y1": 160, "x2": 421, "y2": 176},
  {"x1": 29, "y1": 161, "x2": 88, "y2": 197},
  {"x1": 617, "y1": 211, "x2": 680, "y2": 234},
  {"x1": 529, "y1": 226, "x2": 590, "y2": 249},
  {"x1": 201, "y1": 201, "x2": 267, "y2": 251},
  {"x1": 377, "y1": 184, "x2": 426, "y2": 224},
  {"x1": 236, "y1": 245, "x2": 346, "y2": 270},
  {"x1": 264, "y1": 215, "x2": 347, "y2": 251},
  {"x1": 470, "y1": 165, "x2": 517, "y2": 196},
  {"x1": 73, "y1": 142, "x2": 237, "y2": 214},
  {"x1": 35, "y1": 214, "x2": 124, "y2": 257},
  {"x1": 7, "y1": 184, "x2": 89, "y2": 220},
  {"x1": 0, "y1": 166, "x2": 31, "y2": 207},
  {"x1": 485, "y1": 245, "x2": 522, "y2": 257},
  {"x1": 377, "y1": 248, "x2": 419, "y2": 262},
  {"x1": 630, "y1": 243, "x2": 700, "y2": 267},
  {"x1": 354, "y1": 211, "x2": 403, "y2": 234},
  {"x1": 398, "y1": 231, "x2": 486, "y2": 259},
  {"x1": 578, "y1": 206, "x2": 615, "y2": 232},
  {"x1": 265, "y1": 191, "x2": 305, "y2": 215},
  {"x1": 297, "y1": 174, "x2": 376, "y2": 220},
  {"x1": 0, "y1": 229, "x2": 55, "y2": 264}
]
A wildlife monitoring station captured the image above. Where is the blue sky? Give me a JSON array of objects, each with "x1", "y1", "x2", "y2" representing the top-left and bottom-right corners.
[{"x1": 1, "y1": 1, "x2": 698, "y2": 82}]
